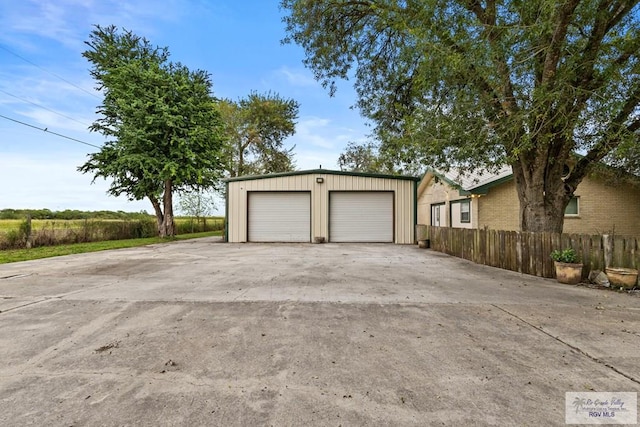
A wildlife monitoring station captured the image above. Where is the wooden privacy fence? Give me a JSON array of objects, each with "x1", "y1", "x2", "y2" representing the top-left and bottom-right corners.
[{"x1": 416, "y1": 225, "x2": 640, "y2": 279}]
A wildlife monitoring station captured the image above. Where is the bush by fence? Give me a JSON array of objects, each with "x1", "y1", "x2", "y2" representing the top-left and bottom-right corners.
[
  {"x1": 0, "y1": 217, "x2": 225, "y2": 250},
  {"x1": 416, "y1": 225, "x2": 639, "y2": 280}
]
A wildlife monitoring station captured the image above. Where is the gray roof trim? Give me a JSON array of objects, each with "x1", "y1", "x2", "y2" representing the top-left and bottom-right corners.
[
  {"x1": 421, "y1": 165, "x2": 513, "y2": 195},
  {"x1": 225, "y1": 169, "x2": 420, "y2": 183}
]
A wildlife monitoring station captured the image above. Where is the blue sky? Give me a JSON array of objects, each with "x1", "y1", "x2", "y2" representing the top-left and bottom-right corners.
[{"x1": 0, "y1": 0, "x2": 369, "y2": 213}]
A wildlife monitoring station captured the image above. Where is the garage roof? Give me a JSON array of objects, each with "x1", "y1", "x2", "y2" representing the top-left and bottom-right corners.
[{"x1": 225, "y1": 169, "x2": 420, "y2": 182}]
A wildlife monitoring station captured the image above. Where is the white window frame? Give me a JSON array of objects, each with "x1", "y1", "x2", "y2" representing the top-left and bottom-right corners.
[
  {"x1": 460, "y1": 199, "x2": 471, "y2": 223},
  {"x1": 565, "y1": 196, "x2": 580, "y2": 217}
]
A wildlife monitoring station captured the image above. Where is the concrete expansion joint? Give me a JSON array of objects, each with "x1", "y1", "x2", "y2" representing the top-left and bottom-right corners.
[
  {"x1": 490, "y1": 303, "x2": 640, "y2": 386},
  {"x1": 0, "y1": 299, "x2": 47, "y2": 314},
  {"x1": 0, "y1": 274, "x2": 33, "y2": 280}
]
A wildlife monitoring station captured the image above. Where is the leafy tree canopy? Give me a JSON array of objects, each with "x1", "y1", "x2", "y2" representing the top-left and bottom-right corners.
[
  {"x1": 79, "y1": 25, "x2": 225, "y2": 236},
  {"x1": 220, "y1": 91, "x2": 299, "y2": 177},
  {"x1": 338, "y1": 140, "x2": 401, "y2": 174},
  {"x1": 282, "y1": 0, "x2": 640, "y2": 232}
]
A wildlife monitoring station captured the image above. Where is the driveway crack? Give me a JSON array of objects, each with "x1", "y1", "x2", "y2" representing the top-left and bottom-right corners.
[{"x1": 491, "y1": 304, "x2": 640, "y2": 386}]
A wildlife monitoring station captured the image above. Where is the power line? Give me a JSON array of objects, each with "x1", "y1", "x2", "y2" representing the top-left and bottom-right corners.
[
  {"x1": 0, "y1": 113, "x2": 102, "y2": 149},
  {"x1": 0, "y1": 88, "x2": 92, "y2": 128},
  {"x1": 0, "y1": 44, "x2": 101, "y2": 100}
]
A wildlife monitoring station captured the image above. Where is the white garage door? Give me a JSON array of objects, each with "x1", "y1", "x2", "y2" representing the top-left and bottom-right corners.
[
  {"x1": 329, "y1": 192, "x2": 393, "y2": 242},
  {"x1": 248, "y1": 192, "x2": 311, "y2": 242}
]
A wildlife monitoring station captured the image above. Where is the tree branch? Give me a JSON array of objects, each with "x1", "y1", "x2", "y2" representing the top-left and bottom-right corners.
[
  {"x1": 541, "y1": 0, "x2": 581, "y2": 86},
  {"x1": 569, "y1": 84, "x2": 640, "y2": 186}
]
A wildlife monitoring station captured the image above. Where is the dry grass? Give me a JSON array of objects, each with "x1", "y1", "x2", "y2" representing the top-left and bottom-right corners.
[{"x1": 0, "y1": 217, "x2": 225, "y2": 250}]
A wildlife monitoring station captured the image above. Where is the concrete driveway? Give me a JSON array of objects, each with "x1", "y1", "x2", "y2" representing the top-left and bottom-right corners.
[{"x1": 0, "y1": 238, "x2": 638, "y2": 426}]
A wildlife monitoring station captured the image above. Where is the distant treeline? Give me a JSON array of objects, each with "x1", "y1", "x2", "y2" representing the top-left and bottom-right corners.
[{"x1": 0, "y1": 209, "x2": 152, "y2": 220}]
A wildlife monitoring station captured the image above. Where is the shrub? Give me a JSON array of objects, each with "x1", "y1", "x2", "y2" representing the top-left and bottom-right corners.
[{"x1": 550, "y1": 248, "x2": 580, "y2": 263}]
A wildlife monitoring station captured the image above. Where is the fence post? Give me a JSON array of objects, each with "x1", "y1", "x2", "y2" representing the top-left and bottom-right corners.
[
  {"x1": 25, "y1": 214, "x2": 32, "y2": 249},
  {"x1": 516, "y1": 232, "x2": 522, "y2": 273},
  {"x1": 603, "y1": 234, "x2": 612, "y2": 269}
]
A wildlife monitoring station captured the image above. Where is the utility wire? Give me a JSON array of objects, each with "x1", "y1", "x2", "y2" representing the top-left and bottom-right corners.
[
  {"x1": 0, "y1": 88, "x2": 92, "y2": 128},
  {"x1": 0, "y1": 113, "x2": 102, "y2": 149},
  {"x1": 0, "y1": 44, "x2": 101, "y2": 100}
]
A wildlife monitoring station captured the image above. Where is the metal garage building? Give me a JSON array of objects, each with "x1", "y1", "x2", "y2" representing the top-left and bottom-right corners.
[{"x1": 225, "y1": 169, "x2": 419, "y2": 244}]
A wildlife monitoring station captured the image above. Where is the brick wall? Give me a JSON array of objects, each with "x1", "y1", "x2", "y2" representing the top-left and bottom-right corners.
[
  {"x1": 564, "y1": 176, "x2": 640, "y2": 236},
  {"x1": 477, "y1": 179, "x2": 520, "y2": 231}
]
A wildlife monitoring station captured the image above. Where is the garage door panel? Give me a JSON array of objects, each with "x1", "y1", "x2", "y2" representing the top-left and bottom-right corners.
[
  {"x1": 330, "y1": 192, "x2": 393, "y2": 242},
  {"x1": 248, "y1": 192, "x2": 310, "y2": 242}
]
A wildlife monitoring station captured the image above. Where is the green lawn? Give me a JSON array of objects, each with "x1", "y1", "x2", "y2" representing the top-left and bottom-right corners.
[{"x1": 0, "y1": 231, "x2": 222, "y2": 264}]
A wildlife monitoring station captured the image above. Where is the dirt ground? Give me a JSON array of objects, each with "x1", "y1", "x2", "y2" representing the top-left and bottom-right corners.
[{"x1": 0, "y1": 238, "x2": 638, "y2": 426}]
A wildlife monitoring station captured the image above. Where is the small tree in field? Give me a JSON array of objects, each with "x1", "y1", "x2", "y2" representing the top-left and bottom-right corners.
[
  {"x1": 178, "y1": 190, "x2": 217, "y2": 232},
  {"x1": 79, "y1": 25, "x2": 225, "y2": 237}
]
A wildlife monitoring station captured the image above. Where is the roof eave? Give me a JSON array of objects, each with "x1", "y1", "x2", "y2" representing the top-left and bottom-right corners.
[{"x1": 225, "y1": 169, "x2": 421, "y2": 183}]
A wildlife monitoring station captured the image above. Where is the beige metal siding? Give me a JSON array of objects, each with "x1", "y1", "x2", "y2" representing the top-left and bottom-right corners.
[{"x1": 227, "y1": 173, "x2": 416, "y2": 243}]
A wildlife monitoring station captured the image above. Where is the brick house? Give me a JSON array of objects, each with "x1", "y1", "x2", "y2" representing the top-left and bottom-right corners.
[{"x1": 417, "y1": 165, "x2": 640, "y2": 237}]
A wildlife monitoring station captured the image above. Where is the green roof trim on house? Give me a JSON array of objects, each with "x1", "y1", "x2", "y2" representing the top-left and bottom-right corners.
[
  {"x1": 225, "y1": 169, "x2": 421, "y2": 182},
  {"x1": 423, "y1": 167, "x2": 461, "y2": 189},
  {"x1": 422, "y1": 167, "x2": 471, "y2": 196},
  {"x1": 468, "y1": 174, "x2": 515, "y2": 195},
  {"x1": 422, "y1": 165, "x2": 518, "y2": 196}
]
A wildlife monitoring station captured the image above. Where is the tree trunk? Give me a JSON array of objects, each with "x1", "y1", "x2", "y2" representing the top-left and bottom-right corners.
[
  {"x1": 148, "y1": 195, "x2": 164, "y2": 236},
  {"x1": 511, "y1": 149, "x2": 576, "y2": 233},
  {"x1": 160, "y1": 179, "x2": 176, "y2": 237}
]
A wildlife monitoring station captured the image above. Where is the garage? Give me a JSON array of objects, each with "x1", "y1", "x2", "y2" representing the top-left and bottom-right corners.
[
  {"x1": 248, "y1": 192, "x2": 310, "y2": 242},
  {"x1": 329, "y1": 192, "x2": 393, "y2": 242},
  {"x1": 225, "y1": 169, "x2": 418, "y2": 244}
]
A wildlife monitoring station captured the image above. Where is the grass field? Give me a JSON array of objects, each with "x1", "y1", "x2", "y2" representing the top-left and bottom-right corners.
[
  {"x1": 0, "y1": 231, "x2": 222, "y2": 264},
  {"x1": 0, "y1": 217, "x2": 224, "y2": 232},
  {"x1": 0, "y1": 217, "x2": 225, "y2": 251}
]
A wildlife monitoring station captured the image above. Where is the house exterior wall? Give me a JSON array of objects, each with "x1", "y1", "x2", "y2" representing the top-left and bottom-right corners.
[
  {"x1": 417, "y1": 179, "x2": 457, "y2": 227},
  {"x1": 418, "y1": 172, "x2": 640, "y2": 237},
  {"x1": 227, "y1": 172, "x2": 416, "y2": 244},
  {"x1": 564, "y1": 176, "x2": 640, "y2": 236},
  {"x1": 417, "y1": 176, "x2": 477, "y2": 228},
  {"x1": 477, "y1": 180, "x2": 520, "y2": 231},
  {"x1": 450, "y1": 199, "x2": 476, "y2": 229}
]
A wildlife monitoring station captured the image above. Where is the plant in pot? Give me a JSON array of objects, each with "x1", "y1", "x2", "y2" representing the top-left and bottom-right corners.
[{"x1": 550, "y1": 249, "x2": 583, "y2": 284}]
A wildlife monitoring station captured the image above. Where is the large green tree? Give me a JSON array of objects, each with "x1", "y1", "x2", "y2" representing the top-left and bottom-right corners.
[
  {"x1": 79, "y1": 25, "x2": 225, "y2": 237},
  {"x1": 282, "y1": 0, "x2": 640, "y2": 233},
  {"x1": 219, "y1": 92, "x2": 299, "y2": 178}
]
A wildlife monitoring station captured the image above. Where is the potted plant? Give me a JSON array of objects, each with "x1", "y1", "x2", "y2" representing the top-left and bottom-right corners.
[{"x1": 551, "y1": 248, "x2": 583, "y2": 284}]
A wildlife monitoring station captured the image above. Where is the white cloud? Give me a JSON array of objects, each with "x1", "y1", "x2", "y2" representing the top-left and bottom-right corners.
[
  {"x1": 287, "y1": 116, "x2": 370, "y2": 170},
  {"x1": 276, "y1": 66, "x2": 318, "y2": 87},
  {"x1": 15, "y1": 109, "x2": 91, "y2": 133},
  {"x1": 0, "y1": 152, "x2": 149, "y2": 212},
  {"x1": 0, "y1": 72, "x2": 102, "y2": 134},
  {"x1": 294, "y1": 117, "x2": 335, "y2": 149},
  {"x1": 0, "y1": 0, "x2": 191, "y2": 50}
]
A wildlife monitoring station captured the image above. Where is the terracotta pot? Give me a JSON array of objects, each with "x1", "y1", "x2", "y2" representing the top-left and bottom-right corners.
[
  {"x1": 554, "y1": 261, "x2": 583, "y2": 284},
  {"x1": 605, "y1": 267, "x2": 638, "y2": 289}
]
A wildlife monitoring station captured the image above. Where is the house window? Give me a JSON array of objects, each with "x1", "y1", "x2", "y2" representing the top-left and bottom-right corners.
[
  {"x1": 460, "y1": 200, "x2": 471, "y2": 223},
  {"x1": 565, "y1": 196, "x2": 579, "y2": 216}
]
